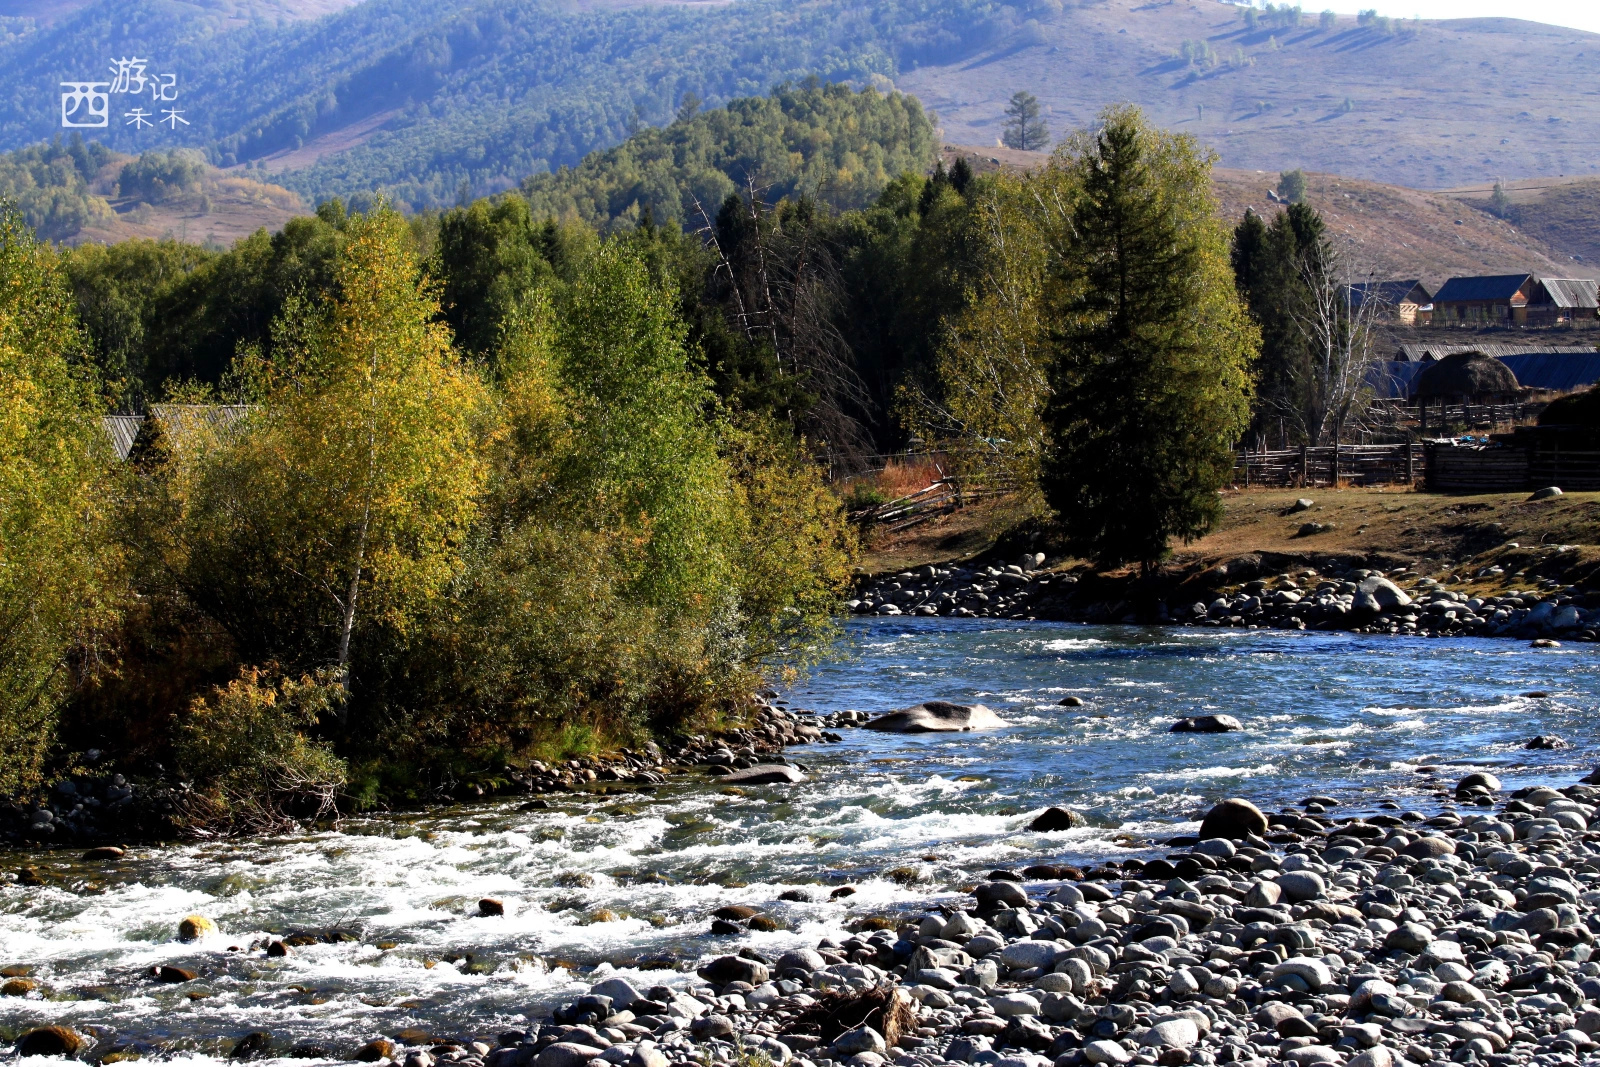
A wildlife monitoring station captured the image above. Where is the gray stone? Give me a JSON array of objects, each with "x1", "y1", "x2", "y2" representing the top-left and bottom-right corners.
[
  {"x1": 999, "y1": 941, "x2": 1060, "y2": 970},
  {"x1": 589, "y1": 978, "x2": 643, "y2": 1011},
  {"x1": 1357, "y1": 576, "x2": 1412, "y2": 610},
  {"x1": 1029, "y1": 807, "x2": 1088, "y2": 832},
  {"x1": 1278, "y1": 871, "x2": 1326, "y2": 902},
  {"x1": 1198, "y1": 798, "x2": 1268, "y2": 840},
  {"x1": 1170, "y1": 715, "x2": 1242, "y2": 733},
  {"x1": 691, "y1": 1016, "x2": 736, "y2": 1040},
  {"x1": 1346, "y1": 1046, "x2": 1393, "y2": 1067},
  {"x1": 697, "y1": 955, "x2": 769, "y2": 985},
  {"x1": 538, "y1": 1045, "x2": 602, "y2": 1067},
  {"x1": 830, "y1": 1028, "x2": 886, "y2": 1057},
  {"x1": 1530, "y1": 486, "x2": 1563, "y2": 500},
  {"x1": 775, "y1": 949, "x2": 826, "y2": 974},
  {"x1": 863, "y1": 702, "x2": 1010, "y2": 733},
  {"x1": 629, "y1": 1050, "x2": 668, "y2": 1067},
  {"x1": 987, "y1": 992, "x2": 1041, "y2": 1017},
  {"x1": 1138, "y1": 1018, "x2": 1199, "y2": 1050},
  {"x1": 1271, "y1": 957, "x2": 1333, "y2": 990},
  {"x1": 1383, "y1": 922, "x2": 1433, "y2": 953},
  {"x1": 1243, "y1": 880, "x2": 1281, "y2": 907},
  {"x1": 720, "y1": 764, "x2": 807, "y2": 784},
  {"x1": 1082, "y1": 1041, "x2": 1131, "y2": 1065},
  {"x1": 1400, "y1": 836, "x2": 1454, "y2": 859}
]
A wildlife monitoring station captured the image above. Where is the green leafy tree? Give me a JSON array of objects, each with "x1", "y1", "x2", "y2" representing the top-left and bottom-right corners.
[
  {"x1": 1277, "y1": 168, "x2": 1308, "y2": 204},
  {"x1": 0, "y1": 205, "x2": 120, "y2": 793},
  {"x1": 1040, "y1": 107, "x2": 1256, "y2": 572},
  {"x1": 1002, "y1": 91, "x2": 1051, "y2": 152},
  {"x1": 1319, "y1": 9, "x2": 1337, "y2": 29},
  {"x1": 180, "y1": 205, "x2": 488, "y2": 698}
]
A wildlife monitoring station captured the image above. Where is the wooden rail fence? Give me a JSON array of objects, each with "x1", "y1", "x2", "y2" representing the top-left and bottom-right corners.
[{"x1": 1231, "y1": 444, "x2": 1422, "y2": 488}]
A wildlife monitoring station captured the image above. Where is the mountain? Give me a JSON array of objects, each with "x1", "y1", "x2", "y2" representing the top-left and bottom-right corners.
[
  {"x1": 900, "y1": 0, "x2": 1600, "y2": 191},
  {"x1": 942, "y1": 145, "x2": 1598, "y2": 284},
  {"x1": 1439, "y1": 176, "x2": 1600, "y2": 271},
  {"x1": 0, "y1": 0, "x2": 1596, "y2": 211}
]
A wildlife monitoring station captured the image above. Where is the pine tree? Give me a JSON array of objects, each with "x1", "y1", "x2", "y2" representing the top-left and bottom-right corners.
[
  {"x1": 1001, "y1": 91, "x2": 1050, "y2": 152},
  {"x1": 1231, "y1": 201, "x2": 1326, "y2": 444},
  {"x1": 1040, "y1": 107, "x2": 1256, "y2": 572}
]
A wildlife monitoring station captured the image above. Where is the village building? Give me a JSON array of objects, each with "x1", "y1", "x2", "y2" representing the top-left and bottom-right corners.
[
  {"x1": 1348, "y1": 279, "x2": 1433, "y2": 325},
  {"x1": 1529, "y1": 277, "x2": 1600, "y2": 325},
  {"x1": 1431, "y1": 273, "x2": 1537, "y2": 325}
]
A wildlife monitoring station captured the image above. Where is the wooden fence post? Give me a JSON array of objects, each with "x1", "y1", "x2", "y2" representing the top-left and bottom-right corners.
[
  {"x1": 1300, "y1": 445, "x2": 1309, "y2": 487},
  {"x1": 1405, "y1": 442, "x2": 1415, "y2": 485}
]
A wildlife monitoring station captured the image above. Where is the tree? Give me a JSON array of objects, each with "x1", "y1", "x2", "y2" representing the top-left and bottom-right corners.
[
  {"x1": 0, "y1": 205, "x2": 120, "y2": 794},
  {"x1": 1039, "y1": 107, "x2": 1256, "y2": 572},
  {"x1": 181, "y1": 205, "x2": 487, "y2": 698},
  {"x1": 1319, "y1": 8, "x2": 1337, "y2": 29},
  {"x1": 1232, "y1": 202, "x2": 1326, "y2": 445},
  {"x1": 1277, "y1": 168, "x2": 1307, "y2": 204},
  {"x1": 1490, "y1": 181, "x2": 1514, "y2": 220},
  {"x1": 1002, "y1": 91, "x2": 1051, "y2": 152},
  {"x1": 1290, "y1": 241, "x2": 1386, "y2": 446}
]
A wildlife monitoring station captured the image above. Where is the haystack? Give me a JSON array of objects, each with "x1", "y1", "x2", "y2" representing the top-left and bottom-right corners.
[{"x1": 1413, "y1": 352, "x2": 1521, "y2": 402}]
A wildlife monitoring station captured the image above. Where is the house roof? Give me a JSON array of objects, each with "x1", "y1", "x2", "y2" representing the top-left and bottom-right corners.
[
  {"x1": 1538, "y1": 278, "x2": 1600, "y2": 310},
  {"x1": 1349, "y1": 279, "x2": 1431, "y2": 308},
  {"x1": 1433, "y1": 274, "x2": 1534, "y2": 303},
  {"x1": 100, "y1": 404, "x2": 254, "y2": 461},
  {"x1": 1393, "y1": 342, "x2": 1597, "y2": 362}
]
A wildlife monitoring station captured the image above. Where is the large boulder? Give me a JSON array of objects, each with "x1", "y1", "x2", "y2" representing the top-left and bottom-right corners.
[
  {"x1": 720, "y1": 764, "x2": 807, "y2": 784},
  {"x1": 1170, "y1": 715, "x2": 1242, "y2": 734},
  {"x1": 1029, "y1": 807, "x2": 1087, "y2": 832},
  {"x1": 1356, "y1": 576, "x2": 1411, "y2": 612},
  {"x1": 863, "y1": 701, "x2": 1009, "y2": 733},
  {"x1": 1198, "y1": 798, "x2": 1267, "y2": 841},
  {"x1": 697, "y1": 955, "x2": 770, "y2": 986},
  {"x1": 17, "y1": 1027, "x2": 84, "y2": 1057}
]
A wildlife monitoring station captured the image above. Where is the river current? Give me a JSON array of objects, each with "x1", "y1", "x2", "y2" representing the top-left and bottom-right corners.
[{"x1": 3, "y1": 619, "x2": 1597, "y2": 1059}]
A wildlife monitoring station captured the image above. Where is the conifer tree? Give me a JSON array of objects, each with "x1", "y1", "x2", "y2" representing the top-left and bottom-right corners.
[
  {"x1": 1002, "y1": 92, "x2": 1051, "y2": 152},
  {"x1": 1040, "y1": 107, "x2": 1256, "y2": 572}
]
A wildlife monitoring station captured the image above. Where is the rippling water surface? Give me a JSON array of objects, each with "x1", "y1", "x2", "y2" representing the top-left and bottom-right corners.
[{"x1": 3, "y1": 620, "x2": 1598, "y2": 1058}]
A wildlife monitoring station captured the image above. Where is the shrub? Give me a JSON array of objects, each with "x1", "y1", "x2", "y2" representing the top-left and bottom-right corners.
[
  {"x1": 174, "y1": 665, "x2": 348, "y2": 832},
  {"x1": 118, "y1": 150, "x2": 206, "y2": 204}
]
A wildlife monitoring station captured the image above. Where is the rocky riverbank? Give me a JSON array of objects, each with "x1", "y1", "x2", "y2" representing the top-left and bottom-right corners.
[
  {"x1": 16, "y1": 771, "x2": 1600, "y2": 1067},
  {"x1": 850, "y1": 557, "x2": 1600, "y2": 644},
  {"x1": 0, "y1": 704, "x2": 842, "y2": 850}
]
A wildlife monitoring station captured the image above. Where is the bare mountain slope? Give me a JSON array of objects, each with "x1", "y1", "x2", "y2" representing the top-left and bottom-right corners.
[
  {"x1": 904, "y1": 0, "x2": 1600, "y2": 190},
  {"x1": 942, "y1": 145, "x2": 1595, "y2": 285}
]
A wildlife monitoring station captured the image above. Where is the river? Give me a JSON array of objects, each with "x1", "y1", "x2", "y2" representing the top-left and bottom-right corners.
[{"x1": 2, "y1": 619, "x2": 1595, "y2": 1059}]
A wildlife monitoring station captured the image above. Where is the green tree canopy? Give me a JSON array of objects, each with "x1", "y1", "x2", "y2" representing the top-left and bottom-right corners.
[{"x1": 1040, "y1": 107, "x2": 1256, "y2": 572}]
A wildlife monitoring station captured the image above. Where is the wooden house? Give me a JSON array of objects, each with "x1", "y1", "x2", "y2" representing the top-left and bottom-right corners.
[
  {"x1": 1528, "y1": 278, "x2": 1600, "y2": 325},
  {"x1": 1432, "y1": 274, "x2": 1537, "y2": 325},
  {"x1": 1348, "y1": 279, "x2": 1433, "y2": 326}
]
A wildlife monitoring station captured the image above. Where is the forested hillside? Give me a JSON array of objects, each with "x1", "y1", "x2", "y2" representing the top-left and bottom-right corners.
[
  {"x1": 0, "y1": 0, "x2": 1008, "y2": 210},
  {"x1": 522, "y1": 82, "x2": 938, "y2": 228},
  {"x1": 3, "y1": 0, "x2": 1599, "y2": 211}
]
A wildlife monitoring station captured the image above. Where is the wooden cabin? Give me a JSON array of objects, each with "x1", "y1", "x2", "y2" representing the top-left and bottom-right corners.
[
  {"x1": 1432, "y1": 274, "x2": 1537, "y2": 325},
  {"x1": 1528, "y1": 278, "x2": 1600, "y2": 325},
  {"x1": 1348, "y1": 279, "x2": 1433, "y2": 325}
]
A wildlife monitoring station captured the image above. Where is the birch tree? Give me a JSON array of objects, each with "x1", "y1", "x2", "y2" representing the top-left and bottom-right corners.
[
  {"x1": 1291, "y1": 241, "x2": 1385, "y2": 446},
  {"x1": 183, "y1": 206, "x2": 486, "y2": 699}
]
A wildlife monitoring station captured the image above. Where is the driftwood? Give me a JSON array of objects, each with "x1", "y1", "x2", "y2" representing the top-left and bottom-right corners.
[{"x1": 780, "y1": 983, "x2": 918, "y2": 1049}]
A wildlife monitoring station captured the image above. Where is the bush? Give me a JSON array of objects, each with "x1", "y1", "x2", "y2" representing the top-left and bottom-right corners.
[
  {"x1": 173, "y1": 666, "x2": 347, "y2": 832},
  {"x1": 118, "y1": 150, "x2": 206, "y2": 204}
]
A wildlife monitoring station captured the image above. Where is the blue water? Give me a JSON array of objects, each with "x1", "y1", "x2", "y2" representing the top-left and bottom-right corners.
[{"x1": 2, "y1": 620, "x2": 1596, "y2": 1057}]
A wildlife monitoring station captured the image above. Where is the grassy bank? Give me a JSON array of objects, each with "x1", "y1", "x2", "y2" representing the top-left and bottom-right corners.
[{"x1": 861, "y1": 486, "x2": 1600, "y2": 599}]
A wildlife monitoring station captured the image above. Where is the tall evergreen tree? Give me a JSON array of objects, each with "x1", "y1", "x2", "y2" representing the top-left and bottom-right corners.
[
  {"x1": 1040, "y1": 107, "x2": 1256, "y2": 572},
  {"x1": 1002, "y1": 92, "x2": 1051, "y2": 152},
  {"x1": 1230, "y1": 201, "x2": 1326, "y2": 445}
]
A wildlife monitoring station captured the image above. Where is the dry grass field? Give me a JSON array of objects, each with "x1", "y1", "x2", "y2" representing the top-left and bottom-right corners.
[{"x1": 902, "y1": 0, "x2": 1600, "y2": 192}]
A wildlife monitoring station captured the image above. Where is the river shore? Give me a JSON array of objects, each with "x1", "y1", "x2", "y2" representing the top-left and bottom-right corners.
[{"x1": 14, "y1": 768, "x2": 1600, "y2": 1067}]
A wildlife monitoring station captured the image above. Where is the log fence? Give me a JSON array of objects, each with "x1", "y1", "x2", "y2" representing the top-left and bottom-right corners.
[{"x1": 1230, "y1": 443, "x2": 1422, "y2": 488}]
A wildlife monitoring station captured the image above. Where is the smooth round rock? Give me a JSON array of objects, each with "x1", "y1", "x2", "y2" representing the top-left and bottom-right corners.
[{"x1": 1198, "y1": 798, "x2": 1268, "y2": 840}]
